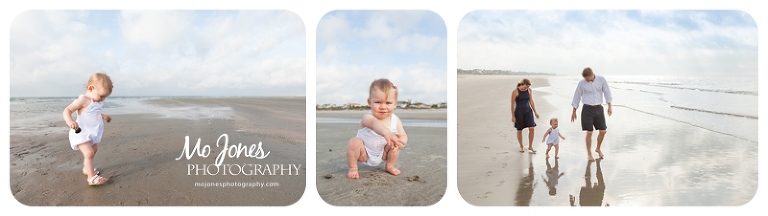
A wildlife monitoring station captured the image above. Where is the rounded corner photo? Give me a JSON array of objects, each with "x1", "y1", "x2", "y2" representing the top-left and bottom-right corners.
[{"x1": 315, "y1": 10, "x2": 448, "y2": 206}]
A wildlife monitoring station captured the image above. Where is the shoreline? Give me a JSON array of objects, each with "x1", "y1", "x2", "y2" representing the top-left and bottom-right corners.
[{"x1": 316, "y1": 109, "x2": 447, "y2": 120}]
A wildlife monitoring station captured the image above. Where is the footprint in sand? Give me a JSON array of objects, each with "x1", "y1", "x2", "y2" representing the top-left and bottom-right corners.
[
  {"x1": 502, "y1": 163, "x2": 507, "y2": 168},
  {"x1": 486, "y1": 171, "x2": 493, "y2": 176}
]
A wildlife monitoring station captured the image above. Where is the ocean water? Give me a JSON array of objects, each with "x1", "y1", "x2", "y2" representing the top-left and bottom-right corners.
[
  {"x1": 9, "y1": 97, "x2": 234, "y2": 135},
  {"x1": 535, "y1": 75, "x2": 758, "y2": 143},
  {"x1": 526, "y1": 75, "x2": 757, "y2": 206},
  {"x1": 316, "y1": 117, "x2": 447, "y2": 128}
]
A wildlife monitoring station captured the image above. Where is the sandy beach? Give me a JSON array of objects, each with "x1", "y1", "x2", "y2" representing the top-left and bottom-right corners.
[
  {"x1": 457, "y1": 75, "x2": 757, "y2": 206},
  {"x1": 10, "y1": 97, "x2": 306, "y2": 206},
  {"x1": 316, "y1": 109, "x2": 447, "y2": 206}
]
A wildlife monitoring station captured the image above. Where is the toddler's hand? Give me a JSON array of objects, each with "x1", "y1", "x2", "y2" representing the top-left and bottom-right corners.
[
  {"x1": 103, "y1": 114, "x2": 111, "y2": 123},
  {"x1": 385, "y1": 134, "x2": 401, "y2": 149},
  {"x1": 395, "y1": 138, "x2": 406, "y2": 149},
  {"x1": 69, "y1": 122, "x2": 79, "y2": 130}
]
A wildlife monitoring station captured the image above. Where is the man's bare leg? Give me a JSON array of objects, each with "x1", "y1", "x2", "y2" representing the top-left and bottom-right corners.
[
  {"x1": 595, "y1": 130, "x2": 606, "y2": 159},
  {"x1": 585, "y1": 131, "x2": 594, "y2": 161}
]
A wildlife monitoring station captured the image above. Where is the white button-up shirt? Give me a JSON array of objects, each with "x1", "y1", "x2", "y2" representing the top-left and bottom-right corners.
[{"x1": 571, "y1": 75, "x2": 613, "y2": 109}]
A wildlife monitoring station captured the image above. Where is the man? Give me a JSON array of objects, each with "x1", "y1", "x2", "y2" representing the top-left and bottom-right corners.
[{"x1": 571, "y1": 67, "x2": 612, "y2": 161}]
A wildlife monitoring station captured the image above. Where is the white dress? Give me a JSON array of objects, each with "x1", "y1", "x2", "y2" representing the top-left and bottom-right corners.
[
  {"x1": 546, "y1": 128, "x2": 560, "y2": 145},
  {"x1": 356, "y1": 113, "x2": 399, "y2": 166},
  {"x1": 68, "y1": 95, "x2": 105, "y2": 150}
]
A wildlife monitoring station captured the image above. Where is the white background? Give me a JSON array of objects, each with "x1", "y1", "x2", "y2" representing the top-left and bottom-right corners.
[{"x1": 2, "y1": 0, "x2": 765, "y2": 215}]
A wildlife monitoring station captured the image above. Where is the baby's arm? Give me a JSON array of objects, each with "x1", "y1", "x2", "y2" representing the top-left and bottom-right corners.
[
  {"x1": 361, "y1": 114, "x2": 401, "y2": 147},
  {"x1": 102, "y1": 113, "x2": 112, "y2": 123},
  {"x1": 394, "y1": 117, "x2": 408, "y2": 149},
  {"x1": 62, "y1": 97, "x2": 86, "y2": 130},
  {"x1": 542, "y1": 128, "x2": 551, "y2": 142},
  {"x1": 558, "y1": 132, "x2": 565, "y2": 140}
]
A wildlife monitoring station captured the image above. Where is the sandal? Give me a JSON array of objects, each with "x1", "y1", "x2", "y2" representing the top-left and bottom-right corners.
[
  {"x1": 528, "y1": 148, "x2": 537, "y2": 154},
  {"x1": 87, "y1": 175, "x2": 108, "y2": 186},
  {"x1": 82, "y1": 168, "x2": 100, "y2": 176}
]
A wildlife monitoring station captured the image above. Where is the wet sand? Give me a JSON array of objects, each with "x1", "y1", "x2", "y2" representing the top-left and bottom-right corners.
[
  {"x1": 457, "y1": 75, "x2": 757, "y2": 206},
  {"x1": 316, "y1": 109, "x2": 447, "y2": 206},
  {"x1": 10, "y1": 97, "x2": 306, "y2": 206}
]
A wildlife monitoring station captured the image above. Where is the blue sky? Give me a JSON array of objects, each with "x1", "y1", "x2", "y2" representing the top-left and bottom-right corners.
[
  {"x1": 316, "y1": 10, "x2": 447, "y2": 105},
  {"x1": 458, "y1": 10, "x2": 757, "y2": 77},
  {"x1": 10, "y1": 10, "x2": 305, "y2": 97}
]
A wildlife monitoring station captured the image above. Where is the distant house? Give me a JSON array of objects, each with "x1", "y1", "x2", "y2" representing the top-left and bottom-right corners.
[
  {"x1": 348, "y1": 103, "x2": 362, "y2": 108},
  {"x1": 438, "y1": 102, "x2": 447, "y2": 108},
  {"x1": 398, "y1": 100, "x2": 410, "y2": 109}
]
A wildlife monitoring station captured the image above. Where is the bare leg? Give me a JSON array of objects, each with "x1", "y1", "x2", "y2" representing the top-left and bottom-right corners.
[
  {"x1": 585, "y1": 131, "x2": 594, "y2": 161},
  {"x1": 82, "y1": 144, "x2": 100, "y2": 174},
  {"x1": 79, "y1": 142, "x2": 97, "y2": 178},
  {"x1": 347, "y1": 137, "x2": 367, "y2": 179},
  {"x1": 384, "y1": 145, "x2": 401, "y2": 176},
  {"x1": 555, "y1": 145, "x2": 560, "y2": 159},
  {"x1": 516, "y1": 130, "x2": 524, "y2": 152},
  {"x1": 527, "y1": 127, "x2": 536, "y2": 153},
  {"x1": 596, "y1": 130, "x2": 606, "y2": 159},
  {"x1": 545, "y1": 144, "x2": 552, "y2": 158}
]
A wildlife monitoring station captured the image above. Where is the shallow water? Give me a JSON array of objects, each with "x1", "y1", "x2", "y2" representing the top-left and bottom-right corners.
[
  {"x1": 458, "y1": 75, "x2": 757, "y2": 206},
  {"x1": 315, "y1": 117, "x2": 447, "y2": 128},
  {"x1": 9, "y1": 97, "x2": 235, "y2": 135}
]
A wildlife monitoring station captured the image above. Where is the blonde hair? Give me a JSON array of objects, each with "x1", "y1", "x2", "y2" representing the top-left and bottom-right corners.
[
  {"x1": 86, "y1": 73, "x2": 114, "y2": 94},
  {"x1": 550, "y1": 118, "x2": 558, "y2": 124},
  {"x1": 369, "y1": 78, "x2": 398, "y2": 101}
]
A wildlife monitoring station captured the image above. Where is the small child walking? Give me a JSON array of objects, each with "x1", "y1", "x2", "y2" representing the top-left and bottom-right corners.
[
  {"x1": 62, "y1": 72, "x2": 113, "y2": 186},
  {"x1": 542, "y1": 118, "x2": 565, "y2": 159}
]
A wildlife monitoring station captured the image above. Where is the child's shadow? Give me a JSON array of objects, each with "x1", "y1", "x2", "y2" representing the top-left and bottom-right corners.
[{"x1": 542, "y1": 158, "x2": 564, "y2": 196}]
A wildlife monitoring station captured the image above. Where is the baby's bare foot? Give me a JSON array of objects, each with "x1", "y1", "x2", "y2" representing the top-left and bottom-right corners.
[
  {"x1": 347, "y1": 169, "x2": 359, "y2": 179},
  {"x1": 386, "y1": 166, "x2": 401, "y2": 176}
]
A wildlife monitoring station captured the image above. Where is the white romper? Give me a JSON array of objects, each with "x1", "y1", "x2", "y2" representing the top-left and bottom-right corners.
[
  {"x1": 68, "y1": 95, "x2": 105, "y2": 150},
  {"x1": 546, "y1": 128, "x2": 560, "y2": 145},
  {"x1": 356, "y1": 113, "x2": 399, "y2": 166}
]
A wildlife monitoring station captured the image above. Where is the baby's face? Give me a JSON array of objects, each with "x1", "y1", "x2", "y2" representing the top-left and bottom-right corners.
[
  {"x1": 368, "y1": 87, "x2": 398, "y2": 120},
  {"x1": 88, "y1": 85, "x2": 111, "y2": 102},
  {"x1": 550, "y1": 121, "x2": 559, "y2": 128}
]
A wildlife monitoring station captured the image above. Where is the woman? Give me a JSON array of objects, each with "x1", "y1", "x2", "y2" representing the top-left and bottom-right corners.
[{"x1": 511, "y1": 78, "x2": 540, "y2": 153}]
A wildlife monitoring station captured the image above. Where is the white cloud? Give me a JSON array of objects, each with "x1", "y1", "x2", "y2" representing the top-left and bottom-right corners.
[
  {"x1": 316, "y1": 11, "x2": 447, "y2": 105},
  {"x1": 119, "y1": 11, "x2": 193, "y2": 50},
  {"x1": 458, "y1": 11, "x2": 757, "y2": 76},
  {"x1": 11, "y1": 10, "x2": 305, "y2": 97}
]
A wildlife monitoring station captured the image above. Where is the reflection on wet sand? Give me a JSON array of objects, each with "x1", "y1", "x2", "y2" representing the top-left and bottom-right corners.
[
  {"x1": 542, "y1": 158, "x2": 564, "y2": 196},
  {"x1": 570, "y1": 159, "x2": 607, "y2": 206},
  {"x1": 515, "y1": 155, "x2": 535, "y2": 206}
]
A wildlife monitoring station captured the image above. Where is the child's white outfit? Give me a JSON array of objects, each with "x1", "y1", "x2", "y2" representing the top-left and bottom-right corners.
[
  {"x1": 546, "y1": 127, "x2": 560, "y2": 145},
  {"x1": 68, "y1": 95, "x2": 105, "y2": 150},
  {"x1": 356, "y1": 113, "x2": 399, "y2": 166}
]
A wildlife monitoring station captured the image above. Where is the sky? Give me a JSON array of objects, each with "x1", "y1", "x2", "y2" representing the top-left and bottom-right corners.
[
  {"x1": 316, "y1": 10, "x2": 447, "y2": 105},
  {"x1": 458, "y1": 10, "x2": 758, "y2": 77},
  {"x1": 10, "y1": 10, "x2": 306, "y2": 97}
]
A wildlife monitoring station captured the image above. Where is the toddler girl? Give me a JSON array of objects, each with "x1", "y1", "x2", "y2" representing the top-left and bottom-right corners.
[{"x1": 346, "y1": 78, "x2": 408, "y2": 179}]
